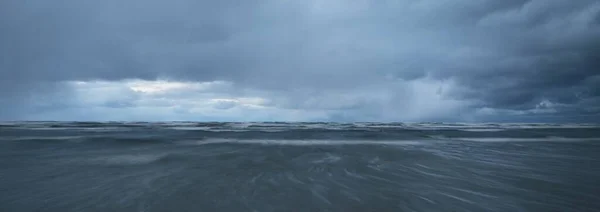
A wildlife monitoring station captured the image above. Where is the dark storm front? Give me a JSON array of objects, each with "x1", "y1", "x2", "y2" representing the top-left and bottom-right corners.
[{"x1": 1, "y1": 122, "x2": 600, "y2": 211}]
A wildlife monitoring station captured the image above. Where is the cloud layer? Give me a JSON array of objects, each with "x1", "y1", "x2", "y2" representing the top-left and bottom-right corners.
[{"x1": 1, "y1": 0, "x2": 599, "y2": 122}]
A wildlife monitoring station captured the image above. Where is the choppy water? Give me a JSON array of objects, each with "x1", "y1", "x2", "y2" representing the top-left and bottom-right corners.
[{"x1": 1, "y1": 122, "x2": 600, "y2": 211}]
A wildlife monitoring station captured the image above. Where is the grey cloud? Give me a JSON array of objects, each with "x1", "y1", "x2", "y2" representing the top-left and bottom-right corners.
[
  {"x1": 212, "y1": 101, "x2": 238, "y2": 110},
  {"x1": 1, "y1": 0, "x2": 599, "y2": 122}
]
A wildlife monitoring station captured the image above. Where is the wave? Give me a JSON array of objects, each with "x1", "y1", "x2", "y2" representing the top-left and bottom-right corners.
[
  {"x1": 2, "y1": 122, "x2": 600, "y2": 146},
  {"x1": 457, "y1": 129, "x2": 507, "y2": 132},
  {"x1": 0, "y1": 136, "x2": 87, "y2": 141},
  {"x1": 86, "y1": 154, "x2": 168, "y2": 165},
  {"x1": 3, "y1": 121, "x2": 598, "y2": 131},
  {"x1": 454, "y1": 137, "x2": 600, "y2": 143},
  {"x1": 3, "y1": 134, "x2": 600, "y2": 146},
  {"x1": 76, "y1": 152, "x2": 189, "y2": 166},
  {"x1": 179, "y1": 138, "x2": 436, "y2": 146}
]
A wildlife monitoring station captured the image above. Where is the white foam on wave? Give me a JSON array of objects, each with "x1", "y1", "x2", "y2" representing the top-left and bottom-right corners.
[
  {"x1": 182, "y1": 139, "x2": 431, "y2": 146},
  {"x1": 455, "y1": 137, "x2": 600, "y2": 143},
  {"x1": 458, "y1": 129, "x2": 507, "y2": 132},
  {"x1": 312, "y1": 154, "x2": 342, "y2": 164},
  {"x1": 228, "y1": 122, "x2": 253, "y2": 129},
  {"x1": 79, "y1": 127, "x2": 133, "y2": 132},
  {"x1": 0, "y1": 136, "x2": 87, "y2": 141},
  {"x1": 0, "y1": 126, "x2": 133, "y2": 132},
  {"x1": 403, "y1": 123, "x2": 600, "y2": 130},
  {"x1": 168, "y1": 126, "x2": 212, "y2": 131},
  {"x1": 22, "y1": 127, "x2": 70, "y2": 130},
  {"x1": 87, "y1": 154, "x2": 168, "y2": 165}
]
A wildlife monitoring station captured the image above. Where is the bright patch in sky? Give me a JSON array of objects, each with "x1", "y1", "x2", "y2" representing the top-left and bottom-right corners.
[
  {"x1": 58, "y1": 80, "x2": 329, "y2": 121},
  {"x1": 126, "y1": 80, "x2": 229, "y2": 94},
  {"x1": 55, "y1": 77, "x2": 474, "y2": 122}
]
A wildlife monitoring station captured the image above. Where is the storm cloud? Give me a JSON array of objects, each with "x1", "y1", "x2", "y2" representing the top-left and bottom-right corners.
[{"x1": 1, "y1": 0, "x2": 599, "y2": 122}]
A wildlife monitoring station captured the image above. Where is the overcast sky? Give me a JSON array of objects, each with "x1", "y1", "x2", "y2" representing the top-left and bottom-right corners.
[{"x1": 1, "y1": 0, "x2": 599, "y2": 122}]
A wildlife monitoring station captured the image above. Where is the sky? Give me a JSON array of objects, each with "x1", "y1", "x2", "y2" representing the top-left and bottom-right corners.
[{"x1": 1, "y1": 0, "x2": 599, "y2": 122}]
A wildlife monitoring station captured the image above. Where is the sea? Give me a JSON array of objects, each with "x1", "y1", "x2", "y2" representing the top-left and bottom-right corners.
[{"x1": 1, "y1": 122, "x2": 599, "y2": 212}]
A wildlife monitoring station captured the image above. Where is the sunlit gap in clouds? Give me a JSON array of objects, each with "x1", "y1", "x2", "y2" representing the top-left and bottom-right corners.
[
  {"x1": 60, "y1": 79, "x2": 281, "y2": 121},
  {"x1": 56, "y1": 77, "x2": 473, "y2": 122}
]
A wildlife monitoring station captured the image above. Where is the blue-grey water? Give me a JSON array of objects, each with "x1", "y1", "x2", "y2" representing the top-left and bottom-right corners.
[{"x1": 1, "y1": 122, "x2": 599, "y2": 211}]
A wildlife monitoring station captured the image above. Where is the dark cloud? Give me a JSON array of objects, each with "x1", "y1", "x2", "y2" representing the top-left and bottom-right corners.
[{"x1": 1, "y1": 0, "x2": 599, "y2": 122}]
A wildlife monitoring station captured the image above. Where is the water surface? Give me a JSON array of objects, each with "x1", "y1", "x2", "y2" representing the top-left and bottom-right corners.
[{"x1": 1, "y1": 122, "x2": 599, "y2": 211}]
